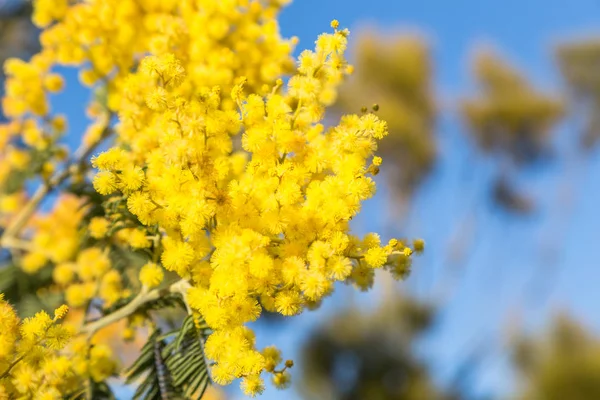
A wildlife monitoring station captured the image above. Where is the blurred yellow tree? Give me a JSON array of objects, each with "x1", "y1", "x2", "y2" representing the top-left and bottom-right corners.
[
  {"x1": 556, "y1": 38, "x2": 600, "y2": 149},
  {"x1": 513, "y1": 316, "x2": 600, "y2": 400},
  {"x1": 300, "y1": 296, "x2": 457, "y2": 400},
  {"x1": 461, "y1": 49, "x2": 563, "y2": 211}
]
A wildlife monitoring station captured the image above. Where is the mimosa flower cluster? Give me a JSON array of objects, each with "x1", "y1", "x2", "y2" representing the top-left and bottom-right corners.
[
  {"x1": 0, "y1": 296, "x2": 70, "y2": 398},
  {"x1": 0, "y1": 296, "x2": 118, "y2": 398},
  {"x1": 0, "y1": 0, "x2": 420, "y2": 397}
]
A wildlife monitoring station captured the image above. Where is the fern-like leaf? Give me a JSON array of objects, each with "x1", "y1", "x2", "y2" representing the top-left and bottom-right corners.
[
  {"x1": 166, "y1": 315, "x2": 211, "y2": 399},
  {"x1": 125, "y1": 315, "x2": 211, "y2": 399},
  {"x1": 125, "y1": 330, "x2": 183, "y2": 400}
]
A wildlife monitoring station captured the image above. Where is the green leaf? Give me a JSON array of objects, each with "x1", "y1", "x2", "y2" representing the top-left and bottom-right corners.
[
  {"x1": 125, "y1": 315, "x2": 212, "y2": 399},
  {"x1": 125, "y1": 330, "x2": 183, "y2": 400},
  {"x1": 165, "y1": 315, "x2": 211, "y2": 399}
]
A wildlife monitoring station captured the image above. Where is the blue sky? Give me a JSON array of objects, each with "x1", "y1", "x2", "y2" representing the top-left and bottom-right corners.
[{"x1": 46, "y1": 1, "x2": 600, "y2": 398}]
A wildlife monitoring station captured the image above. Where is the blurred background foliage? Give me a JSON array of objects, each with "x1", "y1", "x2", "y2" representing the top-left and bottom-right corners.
[
  {"x1": 461, "y1": 49, "x2": 563, "y2": 166},
  {"x1": 3, "y1": 2, "x2": 600, "y2": 399},
  {"x1": 460, "y1": 49, "x2": 564, "y2": 213},
  {"x1": 513, "y1": 316, "x2": 600, "y2": 400},
  {"x1": 299, "y1": 296, "x2": 457, "y2": 400},
  {"x1": 556, "y1": 38, "x2": 600, "y2": 150}
]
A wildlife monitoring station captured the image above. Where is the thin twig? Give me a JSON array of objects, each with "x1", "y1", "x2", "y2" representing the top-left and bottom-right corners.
[
  {"x1": 0, "y1": 355, "x2": 24, "y2": 380},
  {"x1": 80, "y1": 279, "x2": 190, "y2": 336}
]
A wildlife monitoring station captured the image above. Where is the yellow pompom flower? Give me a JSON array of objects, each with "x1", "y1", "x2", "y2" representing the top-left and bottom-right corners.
[
  {"x1": 161, "y1": 237, "x2": 194, "y2": 275},
  {"x1": 364, "y1": 246, "x2": 388, "y2": 268},
  {"x1": 119, "y1": 228, "x2": 150, "y2": 249},
  {"x1": 43, "y1": 74, "x2": 64, "y2": 93},
  {"x1": 413, "y1": 238, "x2": 425, "y2": 254},
  {"x1": 240, "y1": 375, "x2": 265, "y2": 397},
  {"x1": 53, "y1": 305, "x2": 69, "y2": 321},
  {"x1": 118, "y1": 166, "x2": 145, "y2": 192},
  {"x1": 21, "y1": 252, "x2": 48, "y2": 274},
  {"x1": 76, "y1": 247, "x2": 110, "y2": 281},
  {"x1": 139, "y1": 262, "x2": 164, "y2": 289},
  {"x1": 53, "y1": 263, "x2": 75, "y2": 286},
  {"x1": 89, "y1": 217, "x2": 110, "y2": 239},
  {"x1": 92, "y1": 148, "x2": 129, "y2": 171},
  {"x1": 274, "y1": 291, "x2": 303, "y2": 316},
  {"x1": 262, "y1": 345, "x2": 282, "y2": 372},
  {"x1": 92, "y1": 171, "x2": 117, "y2": 195},
  {"x1": 89, "y1": 345, "x2": 118, "y2": 382},
  {"x1": 272, "y1": 370, "x2": 292, "y2": 389},
  {"x1": 45, "y1": 324, "x2": 73, "y2": 350},
  {"x1": 65, "y1": 284, "x2": 92, "y2": 308},
  {"x1": 127, "y1": 192, "x2": 154, "y2": 220},
  {"x1": 21, "y1": 311, "x2": 52, "y2": 341},
  {"x1": 12, "y1": 364, "x2": 38, "y2": 394}
]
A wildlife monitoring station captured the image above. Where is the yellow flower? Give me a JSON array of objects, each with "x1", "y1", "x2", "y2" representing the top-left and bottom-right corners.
[
  {"x1": 65, "y1": 284, "x2": 92, "y2": 308},
  {"x1": 92, "y1": 148, "x2": 128, "y2": 171},
  {"x1": 139, "y1": 263, "x2": 164, "y2": 288},
  {"x1": 274, "y1": 290, "x2": 303, "y2": 316},
  {"x1": 43, "y1": 74, "x2": 64, "y2": 93},
  {"x1": 89, "y1": 345, "x2": 118, "y2": 382},
  {"x1": 53, "y1": 305, "x2": 68, "y2": 321},
  {"x1": 45, "y1": 324, "x2": 72, "y2": 350},
  {"x1": 52, "y1": 263, "x2": 75, "y2": 286},
  {"x1": 240, "y1": 375, "x2": 265, "y2": 397},
  {"x1": 262, "y1": 345, "x2": 282, "y2": 372},
  {"x1": 92, "y1": 171, "x2": 117, "y2": 195},
  {"x1": 21, "y1": 252, "x2": 48, "y2": 274},
  {"x1": 76, "y1": 247, "x2": 110, "y2": 281},
  {"x1": 211, "y1": 364, "x2": 235, "y2": 386},
  {"x1": 161, "y1": 237, "x2": 194, "y2": 275},
  {"x1": 364, "y1": 246, "x2": 388, "y2": 268},
  {"x1": 20, "y1": 311, "x2": 52, "y2": 341},
  {"x1": 127, "y1": 192, "x2": 153, "y2": 219},
  {"x1": 118, "y1": 166, "x2": 145, "y2": 192},
  {"x1": 119, "y1": 228, "x2": 150, "y2": 249},
  {"x1": 89, "y1": 217, "x2": 110, "y2": 239},
  {"x1": 413, "y1": 238, "x2": 425, "y2": 253},
  {"x1": 12, "y1": 364, "x2": 37, "y2": 393},
  {"x1": 272, "y1": 370, "x2": 291, "y2": 389}
]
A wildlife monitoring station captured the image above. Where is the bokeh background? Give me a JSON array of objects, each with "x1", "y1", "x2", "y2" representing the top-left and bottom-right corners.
[{"x1": 4, "y1": 0, "x2": 600, "y2": 399}]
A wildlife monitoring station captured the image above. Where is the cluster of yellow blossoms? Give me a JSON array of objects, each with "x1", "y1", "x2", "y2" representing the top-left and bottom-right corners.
[
  {"x1": 16, "y1": 195, "x2": 128, "y2": 311},
  {"x1": 0, "y1": 0, "x2": 420, "y2": 397},
  {"x1": 91, "y1": 27, "x2": 414, "y2": 394},
  {"x1": 0, "y1": 296, "x2": 70, "y2": 398},
  {"x1": 20, "y1": 196, "x2": 83, "y2": 274},
  {"x1": 0, "y1": 295, "x2": 117, "y2": 399}
]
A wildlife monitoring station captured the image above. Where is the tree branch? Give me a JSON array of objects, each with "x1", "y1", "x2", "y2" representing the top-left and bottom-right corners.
[{"x1": 80, "y1": 279, "x2": 191, "y2": 336}]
